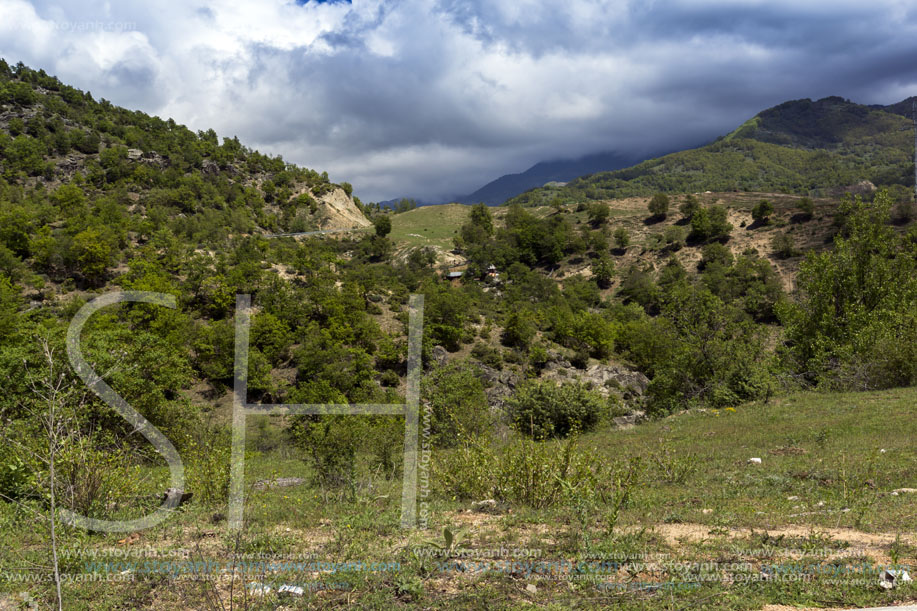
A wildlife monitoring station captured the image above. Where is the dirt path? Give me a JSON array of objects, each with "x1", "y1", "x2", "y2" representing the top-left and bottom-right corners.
[{"x1": 636, "y1": 522, "x2": 916, "y2": 563}]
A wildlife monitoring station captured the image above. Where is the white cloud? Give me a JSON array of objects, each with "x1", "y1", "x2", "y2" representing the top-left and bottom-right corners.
[{"x1": 2, "y1": 0, "x2": 917, "y2": 201}]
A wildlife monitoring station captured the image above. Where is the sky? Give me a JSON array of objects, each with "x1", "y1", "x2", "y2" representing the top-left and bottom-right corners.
[{"x1": 2, "y1": 0, "x2": 917, "y2": 202}]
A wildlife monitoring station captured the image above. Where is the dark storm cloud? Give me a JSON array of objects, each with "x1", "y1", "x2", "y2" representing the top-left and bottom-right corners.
[{"x1": 3, "y1": 0, "x2": 917, "y2": 200}]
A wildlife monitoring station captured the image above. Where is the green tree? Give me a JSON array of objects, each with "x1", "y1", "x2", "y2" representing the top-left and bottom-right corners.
[
  {"x1": 796, "y1": 197, "x2": 815, "y2": 220},
  {"x1": 778, "y1": 191, "x2": 917, "y2": 388},
  {"x1": 421, "y1": 361, "x2": 492, "y2": 446},
  {"x1": 593, "y1": 255, "x2": 615, "y2": 288},
  {"x1": 469, "y1": 203, "x2": 494, "y2": 235},
  {"x1": 679, "y1": 194, "x2": 700, "y2": 219},
  {"x1": 507, "y1": 380, "x2": 605, "y2": 439},
  {"x1": 647, "y1": 286, "x2": 772, "y2": 413},
  {"x1": 751, "y1": 199, "x2": 774, "y2": 224},
  {"x1": 502, "y1": 309, "x2": 536, "y2": 349},
  {"x1": 689, "y1": 205, "x2": 732, "y2": 242},
  {"x1": 373, "y1": 214, "x2": 392, "y2": 237},
  {"x1": 613, "y1": 227, "x2": 630, "y2": 250},
  {"x1": 587, "y1": 202, "x2": 611, "y2": 226},
  {"x1": 648, "y1": 193, "x2": 669, "y2": 219},
  {"x1": 72, "y1": 227, "x2": 112, "y2": 283},
  {"x1": 771, "y1": 232, "x2": 797, "y2": 259},
  {"x1": 0, "y1": 274, "x2": 21, "y2": 338},
  {"x1": 393, "y1": 198, "x2": 418, "y2": 214}
]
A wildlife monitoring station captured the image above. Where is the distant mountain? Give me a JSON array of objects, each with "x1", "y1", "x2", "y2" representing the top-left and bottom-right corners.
[
  {"x1": 507, "y1": 96, "x2": 916, "y2": 206},
  {"x1": 454, "y1": 150, "x2": 657, "y2": 205}
]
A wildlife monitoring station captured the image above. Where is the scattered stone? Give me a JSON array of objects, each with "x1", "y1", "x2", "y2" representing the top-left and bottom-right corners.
[
  {"x1": 747, "y1": 458, "x2": 762, "y2": 465},
  {"x1": 879, "y1": 568, "x2": 912, "y2": 590},
  {"x1": 892, "y1": 488, "x2": 917, "y2": 495},
  {"x1": 248, "y1": 582, "x2": 272, "y2": 595},
  {"x1": 612, "y1": 411, "x2": 646, "y2": 429},
  {"x1": 471, "y1": 499, "x2": 498, "y2": 512},
  {"x1": 432, "y1": 345, "x2": 449, "y2": 366},
  {"x1": 162, "y1": 488, "x2": 193, "y2": 507},
  {"x1": 701, "y1": 509, "x2": 713, "y2": 515},
  {"x1": 278, "y1": 585, "x2": 305, "y2": 596},
  {"x1": 201, "y1": 159, "x2": 220, "y2": 175},
  {"x1": 525, "y1": 584, "x2": 537, "y2": 594},
  {"x1": 253, "y1": 477, "x2": 307, "y2": 491},
  {"x1": 880, "y1": 449, "x2": 887, "y2": 453},
  {"x1": 786, "y1": 496, "x2": 799, "y2": 501},
  {"x1": 816, "y1": 501, "x2": 825, "y2": 507}
]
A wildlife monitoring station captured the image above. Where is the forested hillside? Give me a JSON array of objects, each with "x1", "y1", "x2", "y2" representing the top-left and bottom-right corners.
[
  {"x1": 508, "y1": 96, "x2": 915, "y2": 206},
  {"x1": 2, "y1": 62, "x2": 917, "y2": 609}
]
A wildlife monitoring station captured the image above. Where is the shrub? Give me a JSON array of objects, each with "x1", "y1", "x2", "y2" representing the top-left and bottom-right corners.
[
  {"x1": 699, "y1": 242, "x2": 733, "y2": 270},
  {"x1": 689, "y1": 205, "x2": 732, "y2": 242},
  {"x1": 646, "y1": 286, "x2": 773, "y2": 414},
  {"x1": 501, "y1": 309, "x2": 536, "y2": 349},
  {"x1": 751, "y1": 199, "x2": 774, "y2": 224},
  {"x1": 507, "y1": 380, "x2": 605, "y2": 439},
  {"x1": 184, "y1": 426, "x2": 231, "y2": 505},
  {"x1": 662, "y1": 225, "x2": 685, "y2": 250},
  {"x1": 373, "y1": 214, "x2": 392, "y2": 237},
  {"x1": 435, "y1": 435, "x2": 640, "y2": 513},
  {"x1": 593, "y1": 255, "x2": 615, "y2": 288},
  {"x1": 796, "y1": 197, "x2": 815, "y2": 220},
  {"x1": 648, "y1": 193, "x2": 669, "y2": 219},
  {"x1": 421, "y1": 361, "x2": 492, "y2": 447},
  {"x1": 679, "y1": 194, "x2": 700, "y2": 218},
  {"x1": 771, "y1": 232, "x2": 798, "y2": 259},
  {"x1": 613, "y1": 227, "x2": 630, "y2": 250},
  {"x1": 587, "y1": 202, "x2": 610, "y2": 225}
]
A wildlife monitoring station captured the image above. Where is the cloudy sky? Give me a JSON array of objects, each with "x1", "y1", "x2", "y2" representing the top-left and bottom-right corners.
[{"x1": 2, "y1": 0, "x2": 917, "y2": 201}]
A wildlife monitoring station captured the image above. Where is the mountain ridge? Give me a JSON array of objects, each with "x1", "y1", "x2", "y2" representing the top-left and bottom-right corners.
[{"x1": 506, "y1": 95, "x2": 916, "y2": 206}]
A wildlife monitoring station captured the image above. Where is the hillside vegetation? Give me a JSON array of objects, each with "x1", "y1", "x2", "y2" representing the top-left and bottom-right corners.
[
  {"x1": 508, "y1": 96, "x2": 915, "y2": 206},
  {"x1": 2, "y1": 62, "x2": 917, "y2": 609}
]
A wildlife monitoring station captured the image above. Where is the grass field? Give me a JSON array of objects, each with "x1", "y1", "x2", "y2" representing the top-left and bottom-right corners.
[
  {"x1": 2, "y1": 387, "x2": 916, "y2": 609},
  {"x1": 388, "y1": 204, "x2": 471, "y2": 249}
]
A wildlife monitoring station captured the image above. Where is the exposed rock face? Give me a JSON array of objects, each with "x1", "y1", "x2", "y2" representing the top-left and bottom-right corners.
[
  {"x1": 315, "y1": 188, "x2": 371, "y2": 230},
  {"x1": 477, "y1": 364, "x2": 522, "y2": 411},
  {"x1": 829, "y1": 180, "x2": 876, "y2": 197},
  {"x1": 432, "y1": 345, "x2": 449, "y2": 367},
  {"x1": 541, "y1": 357, "x2": 649, "y2": 401}
]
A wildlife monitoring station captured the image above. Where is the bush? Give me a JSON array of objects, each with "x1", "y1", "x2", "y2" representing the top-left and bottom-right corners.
[
  {"x1": 796, "y1": 197, "x2": 815, "y2": 220},
  {"x1": 593, "y1": 256, "x2": 615, "y2": 288},
  {"x1": 648, "y1": 193, "x2": 669, "y2": 219},
  {"x1": 613, "y1": 227, "x2": 630, "y2": 250},
  {"x1": 184, "y1": 426, "x2": 231, "y2": 505},
  {"x1": 679, "y1": 194, "x2": 699, "y2": 218},
  {"x1": 421, "y1": 361, "x2": 492, "y2": 447},
  {"x1": 662, "y1": 225, "x2": 685, "y2": 250},
  {"x1": 373, "y1": 214, "x2": 392, "y2": 237},
  {"x1": 587, "y1": 202, "x2": 610, "y2": 225},
  {"x1": 646, "y1": 286, "x2": 773, "y2": 414},
  {"x1": 436, "y1": 435, "x2": 640, "y2": 514},
  {"x1": 771, "y1": 232, "x2": 798, "y2": 259},
  {"x1": 507, "y1": 380, "x2": 605, "y2": 439},
  {"x1": 751, "y1": 199, "x2": 774, "y2": 224},
  {"x1": 501, "y1": 309, "x2": 536, "y2": 349},
  {"x1": 689, "y1": 205, "x2": 732, "y2": 242}
]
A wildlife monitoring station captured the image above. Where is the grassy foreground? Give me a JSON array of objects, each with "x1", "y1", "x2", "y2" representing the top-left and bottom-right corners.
[{"x1": 2, "y1": 387, "x2": 916, "y2": 609}]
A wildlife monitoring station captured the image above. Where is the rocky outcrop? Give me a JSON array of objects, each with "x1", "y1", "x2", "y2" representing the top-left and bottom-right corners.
[
  {"x1": 476, "y1": 364, "x2": 522, "y2": 411},
  {"x1": 314, "y1": 188, "x2": 371, "y2": 230},
  {"x1": 541, "y1": 357, "x2": 649, "y2": 401}
]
